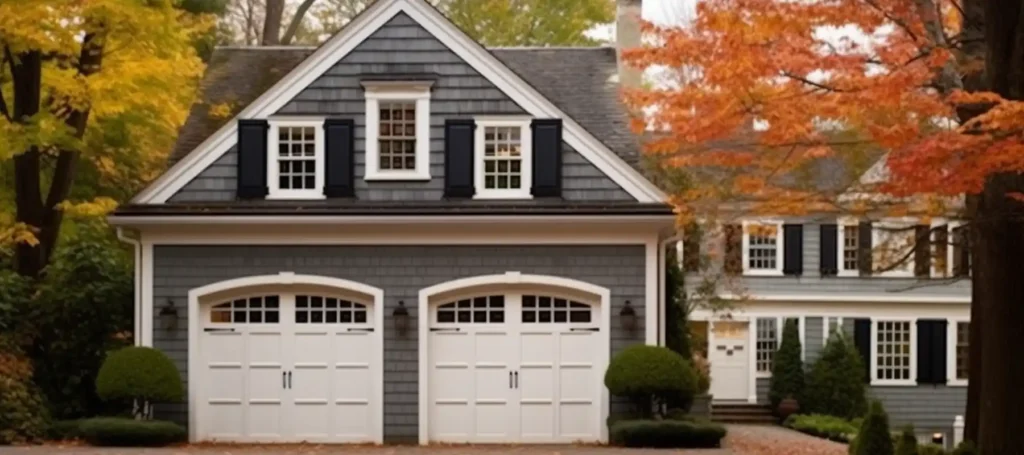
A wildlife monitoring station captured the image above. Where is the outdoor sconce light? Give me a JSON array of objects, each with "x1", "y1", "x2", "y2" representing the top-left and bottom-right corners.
[
  {"x1": 159, "y1": 299, "x2": 178, "y2": 331},
  {"x1": 393, "y1": 300, "x2": 410, "y2": 336},
  {"x1": 619, "y1": 300, "x2": 637, "y2": 333},
  {"x1": 932, "y1": 433, "x2": 945, "y2": 446}
]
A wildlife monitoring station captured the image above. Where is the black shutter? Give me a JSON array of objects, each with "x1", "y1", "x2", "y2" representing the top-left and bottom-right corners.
[
  {"x1": 782, "y1": 224, "x2": 804, "y2": 275},
  {"x1": 935, "y1": 225, "x2": 949, "y2": 276},
  {"x1": 323, "y1": 119, "x2": 355, "y2": 198},
  {"x1": 820, "y1": 224, "x2": 839, "y2": 276},
  {"x1": 914, "y1": 225, "x2": 931, "y2": 277},
  {"x1": 237, "y1": 119, "x2": 269, "y2": 199},
  {"x1": 444, "y1": 119, "x2": 475, "y2": 198},
  {"x1": 682, "y1": 225, "x2": 701, "y2": 272},
  {"x1": 953, "y1": 226, "x2": 971, "y2": 276},
  {"x1": 531, "y1": 119, "x2": 563, "y2": 197},
  {"x1": 724, "y1": 224, "x2": 742, "y2": 275},
  {"x1": 917, "y1": 319, "x2": 948, "y2": 384},
  {"x1": 858, "y1": 222, "x2": 873, "y2": 276},
  {"x1": 854, "y1": 318, "x2": 872, "y2": 383}
]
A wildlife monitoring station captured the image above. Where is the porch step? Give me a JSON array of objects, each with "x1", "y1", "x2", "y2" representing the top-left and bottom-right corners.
[{"x1": 711, "y1": 403, "x2": 777, "y2": 424}]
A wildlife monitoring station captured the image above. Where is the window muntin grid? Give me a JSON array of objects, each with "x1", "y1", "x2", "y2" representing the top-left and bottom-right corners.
[
  {"x1": 747, "y1": 234, "x2": 778, "y2": 270},
  {"x1": 378, "y1": 102, "x2": 417, "y2": 171},
  {"x1": 956, "y1": 322, "x2": 969, "y2": 380},
  {"x1": 295, "y1": 295, "x2": 368, "y2": 324},
  {"x1": 875, "y1": 320, "x2": 912, "y2": 381},
  {"x1": 755, "y1": 318, "x2": 778, "y2": 373},
  {"x1": 521, "y1": 295, "x2": 592, "y2": 324},
  {"x1": 211, "y1": 296, "x2": 281, "y2": 324},
  {"x1": 482, "y1": 126, "x2": 523, "y2": 190},
  {"x1": 276, "y1": 126, "x2": 317, "y2": 190},
  {"x1": 843, "y1": 225, "x2": 859, "y2": 271},
  {"x1": 437, "y1": 295, "x2": 505, "y2": 324}
]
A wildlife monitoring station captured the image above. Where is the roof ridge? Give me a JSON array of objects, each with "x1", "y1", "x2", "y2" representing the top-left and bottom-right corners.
[
  {"x1": 214, "y1": 45, "x2": 318, "y2": 51},
  {"x1": 487, "y1": 45, "x2": 614, "y2": 50}
]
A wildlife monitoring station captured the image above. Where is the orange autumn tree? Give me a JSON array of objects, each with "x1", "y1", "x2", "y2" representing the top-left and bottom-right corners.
[{"x1": 623, "y1": 0, "x2": 1024, "y2": 452}]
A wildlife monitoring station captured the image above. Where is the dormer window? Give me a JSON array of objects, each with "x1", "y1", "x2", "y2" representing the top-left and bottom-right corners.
[
  {"x1": 267, "y1": 119, "x2": 325, "y2": 200},
  {"x1": 474, "y1": 118, "x2": 532, "y2": 199},
  {"x1": 363, "y1": 81, "x2": 432, "y2": 181}
]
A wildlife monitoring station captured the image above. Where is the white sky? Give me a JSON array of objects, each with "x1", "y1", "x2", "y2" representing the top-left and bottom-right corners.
[{"x1": 590, "y1": 0, "x2": 695, "y2": 42}]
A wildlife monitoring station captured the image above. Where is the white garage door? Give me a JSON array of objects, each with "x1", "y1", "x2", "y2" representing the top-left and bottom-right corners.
[
  {"x1": 197, "y1": 292, "x2": 380, "y2": 443},
  {"x1": 428, "y1": 293, "x2": 603, "y2": 443}
]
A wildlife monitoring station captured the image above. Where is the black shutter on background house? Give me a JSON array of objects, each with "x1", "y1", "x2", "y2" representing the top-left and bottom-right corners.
[
  {"x1": 724, "y1": 224, "x2": 742, "y2": 275},
  {"x1": 917, "y1": 319, "x2": 948, "y2": 384},
  {"x1": 531, "y1": 119, "x2": 563, "y2": 197},
  {"x1": 237, "y1": 119, "x2": 269, "y2": 199},
  {"x1": 444, "y1": 119, "x2": 475, "y2": 198},
  {"x1": 323, "y1": 119, "x2": 355, "y2": 198},
  {"x1": 858, "y1": 222, "x2": 874, "y2": 276},
  {"x1": 682, "y1": 226, "x2": 701, "y2": 272},
  {"x1": 820, "y1": 224, "x2": 839, "y2": 276},
  {"x1": 782, "y1": 224, "x2": 804, "y2": 275},
  {"x1": 853, "y1": 318, "x2": 872, "y2": 383},
  {"x1": 914, "y1": 225, "x2": 931, "y2": 277},
  {"x1": 953, "y1": 226, "x2": 971, "y2": 276}
]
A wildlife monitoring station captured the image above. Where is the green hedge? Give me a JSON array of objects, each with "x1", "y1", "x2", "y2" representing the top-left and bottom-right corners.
[
  {"x1": 609, "y1": 419, "x2": 726, "y2": 448},
  {"x1": 78, "y1": 417, "x2": 186, "y2": 447},
  {"x1": 48, "y1": 419, "x2": 86, "y2": 441},
  {"x1": 784, "y1": 414, "x2": 858, "y2": 443}
]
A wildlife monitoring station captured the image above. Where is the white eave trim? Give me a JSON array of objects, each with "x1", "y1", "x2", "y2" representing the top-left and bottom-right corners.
[
  {"x1": 715, "y1": 293, "x2": 971, "y2": 304},
  {"x1": 132, "y1": 0, "x2": 666, "y2": 205},
  {"x1": 108, "y1": 214, "x2": 675, "y2": 226}
]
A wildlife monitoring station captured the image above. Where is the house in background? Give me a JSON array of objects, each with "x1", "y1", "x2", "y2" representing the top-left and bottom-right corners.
[
  {"x1": 110, "y1": 0, "x2": 677, "y2": 445},
  {"x1": 684, "y1": 191, "x2": 972, "y2": 445}
]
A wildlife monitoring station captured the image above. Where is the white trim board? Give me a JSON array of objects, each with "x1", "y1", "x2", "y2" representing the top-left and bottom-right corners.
[
  {"x1": 714, "y1": 293, "x2": 971, "y2": 304},
  {"x1": 109, "y1": 214, "x2": 674, "y2": 226},
  {"x1": 132, "y1": 0, "x2": 665, "y2": 204}
]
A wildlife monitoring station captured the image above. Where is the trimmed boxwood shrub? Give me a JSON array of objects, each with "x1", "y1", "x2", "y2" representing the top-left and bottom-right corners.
[
  {"x1": 896, "y1": 424, "x2": 919, "y2": 455},
  {"x1": 919, "y1": 444, "x2": 948, "y2": 455},
  {"x1": 769, "y1": 318, "x2": 805, "y2": 413},
  {"x1": 952, "y1": 441, "x2": 979, "y2": 455},
  {"x1": 604, "y1": 345, "x2": 698, "y2": 417},
  {"x1": 806, "y1": 332, "x2": 867, "y2": 419},
  {"x1": 610, "y1": 419, "x2": 726, "y2": 448},
  {"x1": 852, "y1": 400, "x2": 894, "y2": 455},
  {"x1": 784, "y1": 414, "x2": 858, "y2": 442},
  {"x1": 96, "y1": 347, "x2": 183, "y2": 417},
  {"x1": 48, "y1": 419, "x2": 86, "y2": 441},
  {"x1": 78, "y1": 417, "x2": 185, "y2": 447}
]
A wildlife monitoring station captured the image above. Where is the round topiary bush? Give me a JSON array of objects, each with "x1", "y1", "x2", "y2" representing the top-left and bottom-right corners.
[
  {"x1": 605, "y1": 345, "x2": 698, "y2": 417},
  {"x1": 95, "y1": 347, "x2": 183, "y2": 418},
  {"x1": 78, "y1": 417, "x2": 186, "y2": 447}
]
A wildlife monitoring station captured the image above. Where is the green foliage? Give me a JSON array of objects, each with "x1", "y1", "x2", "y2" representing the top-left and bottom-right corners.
[
  {"x1": 952, "y1": 441, "x2": 979, "y2": 455},
  {"x1": 854, "y1": 401, "x2": 895, "y2": 455},
  {"x1": 665, "y1": 248, "x2": 691, "y2": 360},
  {"x1": 96, "y1": 347, "x2": 184, "y2": 416},
  {"x1": 919, "y1": 444, "x2": 948, "y2": 455},
  {"x1": 604, "y1": 345, "x2": 699, "y2": 417},
  {"x1": 0, "y1": 336, "x2": 50, "y2": 444},
  {"x1": 20, "y1": 223, "x2": 134, "y2": 419},
  {"x1": 48, "y1": 419, "x2": 86, "y2": 441},
  {"x1": 896, "y1": 424, "x2": 920, "y2": 455},
  {"x1": 806, "y1": 332, "x2": 868, "y2": 419},
  {"x1": 784, "y1": 414, "x2": 859, "y2": 443},
  {"x1": 609, "y1": 419, "x2": 727, "y2": 448},
  {"x1": 78, "y1": 417, "x2": 186, "y2": 447},
  {"x1": 769, "y1": 319, "x2": 805, "y2": 412},
  {"x1": 0, "y1": 270, "x2": 31, "y2": 334}
]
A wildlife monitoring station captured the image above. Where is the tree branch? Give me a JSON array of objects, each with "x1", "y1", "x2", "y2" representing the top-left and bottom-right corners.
[
  {"x1": 861, "y1": 0, "x2": 921, "y2": 43},
  {"x1": 0, "y1": 46, "x2": 11, "y2": 121},
  {"x1": 280, "y1": 0, "x2": 319, "y2": 45}
]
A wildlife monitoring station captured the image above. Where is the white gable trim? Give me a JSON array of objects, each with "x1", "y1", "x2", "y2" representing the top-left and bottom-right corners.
[{"x1": 134, "y1": 0, "x2": 665, "y2": 204}]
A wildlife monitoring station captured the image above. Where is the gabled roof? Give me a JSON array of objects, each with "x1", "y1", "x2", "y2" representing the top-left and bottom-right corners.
[{"x1": 135, "y1": 0, "x2": 665, "y2": 204}]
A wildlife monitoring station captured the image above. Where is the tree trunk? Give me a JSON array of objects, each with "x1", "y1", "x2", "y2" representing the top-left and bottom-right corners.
[
  {"x1": 280, "y1": 0, "x2": 319, "y2": 45},
  {"x1": 975, "y1": 2, "x2": 1024, "y2": 452},
  {"x1": 262, "y1": 0, "x2": 284, "y2": 45},
  {"x1": 964, "y1": 207, "x2": 982, "y2": 443}
]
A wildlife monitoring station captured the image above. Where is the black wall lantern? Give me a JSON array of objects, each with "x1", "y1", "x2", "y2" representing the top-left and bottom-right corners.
[
  {"x1": 159, "y1": 299, "x2": 178, "y2": 331},
  {"x1": 393, "y1": 300, "x2": 410, "y2": 336},
  {"x1": 619, "y1": 300, "x2": 637, "y2": 333}
]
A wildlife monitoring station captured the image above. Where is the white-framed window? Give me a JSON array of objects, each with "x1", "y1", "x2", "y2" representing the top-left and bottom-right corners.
[
  {"x1": 268, "y1": 119, "x2": 325, "y2": 199},
  {"x1": 473, "y1": 117, "x2": 532, "y2": 199},
  {"x1": 948, "y1": 320, "x2": 969, "y2": 386},
  {"x1": 742, "y1": 221, "x2": 784, "y2": 276},
  {"x1": 872, "y1": 222, "x2": 916, "y2": 277},
  {"x1": 754, "y1": 316, "x2": 803, "y2": 376},
  {"x1": 824, "y1": 316, "x2": 844, "y2": 345},
  {"x1": 837, "y1": 222, "x2": 860, "y2": 276},
  {"x1": 872, "y1": 319, "x2": 915, "y2": 385},
  {"x1": 363, "y1": 81, "x2": 432, "y2": 181}
]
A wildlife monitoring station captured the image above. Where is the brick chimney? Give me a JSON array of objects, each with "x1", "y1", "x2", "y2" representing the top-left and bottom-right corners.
[{"x1": 616, "y1": 0, "x2": 644, "y2": 88}]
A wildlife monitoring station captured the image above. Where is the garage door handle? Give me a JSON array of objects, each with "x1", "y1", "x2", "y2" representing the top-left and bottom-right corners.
[
  {"x1": 287, "y1": 371, "x2": 292, "y2": 389},
  {"x1": 514, "y1": 371, "x2": 518, "y2": 389},
  {"x1": 282, "y1": 372, "x2": 286, "y2": 389},
  {"x1": 509, "y1": 371, "x2": 513, "y2": 389}
]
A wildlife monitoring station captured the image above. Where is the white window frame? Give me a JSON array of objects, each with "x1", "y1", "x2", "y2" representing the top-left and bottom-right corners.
[
  {"x1": 267, "y1": 118, "x2": 326, "y2": 200},
  {"x1": 872, "y1": 220, "x2": 916, "y2": 278},
  {"x1": 824, "y1": 316, "x2": 845, "y2": 346},
  {"x1": 363, "y1": 81, "x2": 432, "y2": 181},
  {"x1": 947, "y1": 318, "x2": 969, "y2": 386},
  {"x1": 753, "y1": 315, "x2": 805, "y2": 378},
  {"x1": 871, "y1": 318, "x2": 917, "y2": 386},
  {"x1": 836, "y1": 218, "x2": 860, "y2": 277},
  {"x1": 473, "y1": 117, "x2": 533, "y2": 199},
  {"x1": 741, "y1": 220, "x2": 784, "y2": 276}
]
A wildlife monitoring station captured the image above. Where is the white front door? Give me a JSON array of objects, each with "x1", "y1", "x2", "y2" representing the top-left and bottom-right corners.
[
  {"x1": 427, "y1": 293, "x2": 602, "y2": 443},
  {"x1": 709, "y1": 320, "x2": 750, "y2": 401},
  {"x1": 197, "y1": 292, "x2": 379, "y2": 443}
]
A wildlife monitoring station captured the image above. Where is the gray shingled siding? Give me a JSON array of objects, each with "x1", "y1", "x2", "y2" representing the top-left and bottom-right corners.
[
  {"x1": 152, "y1": 245, "x2": 645, "y2": 442},
  {"x1": 170, "y1": 13, "x2": 632, "y2": 203},
  {"x1": 685, "y1": 221, "x2": 971, "y2": 299},
  {"x1": 804, "y1": 316, "x2": 824, "y2": 364}
]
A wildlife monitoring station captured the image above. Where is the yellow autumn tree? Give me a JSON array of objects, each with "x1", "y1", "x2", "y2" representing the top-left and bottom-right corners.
[{"x1": 0, "y1": 0, "x2": 210, "y2": 277}]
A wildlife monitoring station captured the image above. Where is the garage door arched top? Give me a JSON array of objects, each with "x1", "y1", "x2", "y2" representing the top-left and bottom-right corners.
[
  {"x1": 188, "y1": 272, "x2": 384, "y2": 303},
  {"x1": 419, "y1": 272, "x2": 611, "y2": 303}
]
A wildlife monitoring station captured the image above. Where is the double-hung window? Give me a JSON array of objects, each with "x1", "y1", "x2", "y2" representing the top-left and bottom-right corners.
[
  {"x1": 268, "y1": 120, "x2": 325, "y2": 199},
  {"x1": 836, "y1": 222, "x2": 860, "y2": 276},
  {"x1": 754, "y1": 316, "x2": 802, "y2": 375},
  {"x1": 363, "y1": 81, "x2": 432, "y2": 181},
  {"x1": 948, "y1": 321, "x2": 969, "y2": 386},
  {"x1": 873, "y1": 222, "x2": 916, "y2": 277},
  {"x1": 742, "y1": 221, "x2": 784, "y2": 276},
  {"x1": 872, "y1": 319, "x2": 914, "y2": 384},
  {"x1": 825, "y1": 316, "x2": 844, "y2": 345},
  {"x1": 474, "y1": 118, "x2": 532, "y2": 199}
]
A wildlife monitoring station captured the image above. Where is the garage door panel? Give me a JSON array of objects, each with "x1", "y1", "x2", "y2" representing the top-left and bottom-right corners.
[
  {"x1": 333, "y1": 366, "x2": 371, "y2": 401},
  {"x1": 519, "y1": 332, "x2": 556, "y2": 363},
  {"x1": 559, "y1": 365, "x2": 594, "y2": 402},
  {"x1": 335, "y1": 332, "x2": 374, "y2": 364},
  {"x1": 291, "y1": 402, "x2": 330, "y2": 440},
  {"x1": 333, "y1": 402, "x2": 372, "y2": 440},
  {"x1": 292, "y1": 331, "x2": 330, "y2": 365},
  {"x1": 432, "y1": 332, "x2": 472, "y2": 363},
  {"x1": 431, "y1": 403, "x2": 471, "y2": 440},
  {"x1": 559, "y1": 402, "x2": 596, "y2": 439},
  {"x1": 247, "y1": 332, "x2": 285, "y2": 364},
  {"x1": 474, "y1": 331, "x2": 513, "y2": 365},
  {"x1": 559, "y1": 332, "x2": 596, "y2": 363},
  {"x1": 520, "y1": 402, "x2": 554, "y2": 440},
  {"x1": 519, "y1": 365, "x2": 554, "y2": 402},
  {"x1": 205, "y1": 365, "x2": 244, "y2": 402},
  {"x1": 205, "y1": 403, "x2": 244, "y2": 439},
  {"x1": 246, "y1": 402, "x2": 285, "y2": 439},
  {"x1": 432, "y1": 364, "x2": 470, "y2": 401},
  {"x1": 476, "y1": 401, "x2": 514, "y2": 440},
  {"x1": 247, "y1": 365, "x2": 285, "y2": 403}
]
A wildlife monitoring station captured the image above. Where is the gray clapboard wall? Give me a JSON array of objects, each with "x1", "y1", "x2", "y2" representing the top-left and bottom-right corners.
[
  {"x1": 152, "y1": 244, "x2": 645, "y2": 442},
  {"x1": 170, "y1": 13, "x2": 632, "y2": 203}
]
